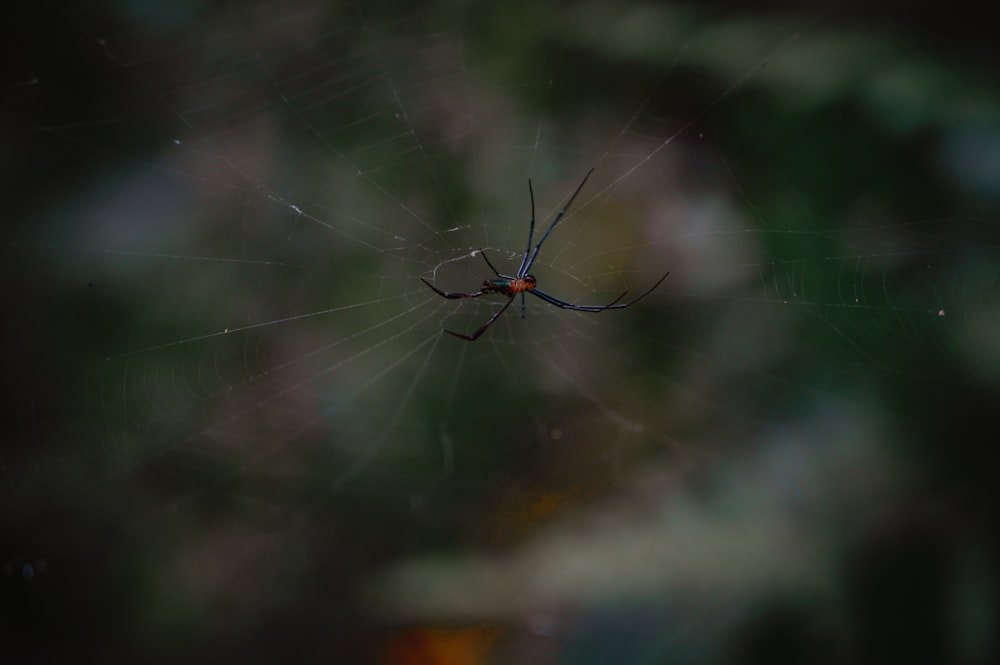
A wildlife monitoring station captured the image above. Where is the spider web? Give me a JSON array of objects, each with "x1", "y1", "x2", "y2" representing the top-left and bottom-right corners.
[{"x1": 4, "y1": 0, "x2": 1000, "y2": 661}]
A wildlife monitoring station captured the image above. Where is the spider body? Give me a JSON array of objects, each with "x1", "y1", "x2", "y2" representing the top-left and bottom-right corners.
[
  {"x1": 486, "y1": 275, "x2": 536, "y2": 295},
  {"x1": 421, "y1": 169, "x2": 668, "y2": 341}
]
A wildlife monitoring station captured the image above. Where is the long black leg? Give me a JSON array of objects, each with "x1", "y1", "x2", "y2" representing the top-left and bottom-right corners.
[
  {"x1": 421, "y1": 278, "x2": 484, "y2": 299},
  {"x1": 522, "y1": 168, "x2": 594, "y2": 275},
  {"x1": 530, "y1": 288, "x2": 627, "y2": 312},
  {"x1": 529, "y1": 271, "x2": 670, "y2": 312},
  {"x1": 515, "y1": 179, "x2": 536, "y2": 278},
  {"x1": 445, "y1": 294, "x2": 516, "y2": 341},
  {"x1": 478, "y1": 250, "x2": 509, "y2": 278}
]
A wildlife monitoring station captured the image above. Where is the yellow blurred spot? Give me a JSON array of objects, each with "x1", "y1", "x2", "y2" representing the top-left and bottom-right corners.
[{"x1": 379, "y1": 625, "x2": 501, "y2": 665}]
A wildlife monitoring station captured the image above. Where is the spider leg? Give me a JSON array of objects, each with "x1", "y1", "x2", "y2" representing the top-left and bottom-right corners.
[
  {"x1": 529, "y1": 271, "x2": 670, "y2": 312},
  {"x1": 530, "y1": 288, "x2": 625, "y2": 312},
  {"x1": 478, "y1": 249, "x2": 503, "y2": 278},
  {"x1": 420, "y1": 277, "x2": 484, "y2": 300},
  {"x1": 515, "y1": 179, "x2": 536, "y2": 277},
  {"x1": 444, "y1": 294, "x2": 516, "y2": 341},
  {"x1": 624, "y1": 271, "x2": 670, "y2": 306},
  {"x1": 520, "y1": 292, "x2": 527, "y2": 319},
  {"x1": 522, "y1": 168, "x2": 594, "y2": 275}
]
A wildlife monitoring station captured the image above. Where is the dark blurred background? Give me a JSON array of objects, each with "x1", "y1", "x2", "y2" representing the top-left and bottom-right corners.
[{"x1": 3, "y1": 0, "x2": 999, "y2": 663}]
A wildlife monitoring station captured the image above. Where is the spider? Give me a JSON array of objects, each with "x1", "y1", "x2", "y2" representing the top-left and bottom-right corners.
[{"x1": 421, "y1": 168, "x2": 669, "y2": 340}]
